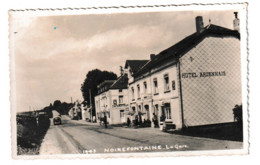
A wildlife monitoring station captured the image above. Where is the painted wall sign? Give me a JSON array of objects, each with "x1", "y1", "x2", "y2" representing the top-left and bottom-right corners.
[{"x1": 182, "y1": 71, "x2": 226, "y2": 79}]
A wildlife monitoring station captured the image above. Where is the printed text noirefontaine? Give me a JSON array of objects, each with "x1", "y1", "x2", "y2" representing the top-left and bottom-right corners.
[{"x1": 104, "y1": 144, "x2": 188, "y2": 153}]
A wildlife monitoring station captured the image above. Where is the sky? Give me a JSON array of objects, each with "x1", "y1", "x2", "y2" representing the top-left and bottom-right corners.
[{"x1": 12, "y1": 10, "x2": 237, "y2": 112}]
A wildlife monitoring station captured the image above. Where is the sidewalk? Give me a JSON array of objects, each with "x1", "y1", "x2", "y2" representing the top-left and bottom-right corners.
[
  {"x1": 66, "y1": 115, "x2": 170, "y2": 135},
  {"x1": 62, "y1": 116, "x2": 243, "y2": 143},
  {"x1": 39, "y1": 126, "x2": 81, "y2": 155}
]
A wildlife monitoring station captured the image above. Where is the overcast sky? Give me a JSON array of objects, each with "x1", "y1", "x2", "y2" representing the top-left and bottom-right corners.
[{"x1": 12, "y1": 10, "x2": 237, "y2": 112}]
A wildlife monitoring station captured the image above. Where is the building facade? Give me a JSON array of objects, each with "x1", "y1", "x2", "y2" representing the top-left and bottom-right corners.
[
  {"x1": 124, "y1": 15, "x2": 241, "y2": 130},
  {"x1": 94, "y1": 14, "x2": 241, "y2": 130},
  {"x1": 125, "y1": 56, "x2": 181, "y2": 128},
  {"x1": 95, "y1": 75, "x2": 129, "y2": 124}
]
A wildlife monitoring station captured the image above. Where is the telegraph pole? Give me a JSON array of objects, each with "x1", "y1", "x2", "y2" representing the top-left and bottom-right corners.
[{"x1": 89, "y1": 89, "x2": 92, "y2": 122}]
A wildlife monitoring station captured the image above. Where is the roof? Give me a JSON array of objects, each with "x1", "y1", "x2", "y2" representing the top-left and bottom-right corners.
[
  {"x1": 97, "y1": 75, "x2": 128, "y2": 95},
  {"x1": 109, "y1": 74, "x2": 128, "y2": 89},
  {"x1": 133, "y1": 24, "x2": 240, "y2": 77},
  {"x1": 97, "y1": 80, "x2": 115, "y2": 94},
  {"x1": 97, "y1": 80, "x2": 115, "y2": 88},
  {"x1": 124, "y1": 60, "x2": 149, "y2": 74}
]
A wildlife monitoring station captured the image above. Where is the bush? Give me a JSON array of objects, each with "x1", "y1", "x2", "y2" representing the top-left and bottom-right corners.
[
  {"x1": 233, "y1": 104, "x2": 242, "y2": 122},
  {"x1": 16, "y1": 114, "x2": 50, "y2": 155}
]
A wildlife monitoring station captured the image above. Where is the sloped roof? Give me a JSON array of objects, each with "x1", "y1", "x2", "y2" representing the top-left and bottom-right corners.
[
  {"x1": 97, "y1": 80, "x2": 115, "y2": 88},
  {"x1": 97, "y1": 80, "x2": 115, "y2": 94},
  {"x1": 124, "y1": 60, "x2": 149, "y2": 74},
  {"x1": 133, "y1": 24, "x2": 240, "y2": 77},
  {"x1": 109, "y1": 74, "x2": 128, "y2": 89}
]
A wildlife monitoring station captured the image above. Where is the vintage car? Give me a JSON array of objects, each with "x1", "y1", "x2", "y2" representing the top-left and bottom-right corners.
[{"x1": 53, "y1": 116, "x2": 62, "y2": 125}]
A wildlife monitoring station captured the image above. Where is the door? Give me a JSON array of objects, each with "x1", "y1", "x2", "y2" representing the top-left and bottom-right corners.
[{"x1": 144, "y1": 105, "x2": 150, "y2": 120}]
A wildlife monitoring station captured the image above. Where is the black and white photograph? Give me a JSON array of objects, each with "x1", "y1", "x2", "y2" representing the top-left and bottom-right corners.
[{"x1": 9, "y1": 3, "x2": 248, "y2": 158}]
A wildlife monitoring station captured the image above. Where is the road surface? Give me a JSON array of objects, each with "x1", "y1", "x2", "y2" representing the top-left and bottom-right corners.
[{"x1": 40, "y1": 115, "x2": 243, "y2": 155}]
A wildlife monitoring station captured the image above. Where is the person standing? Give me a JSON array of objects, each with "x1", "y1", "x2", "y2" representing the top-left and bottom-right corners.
[
  {"x1": 104, "y1": 115, "x2": 108, "y2": 128},
  {"x1": 98, "y1": 117, "x2": 102, "y2": 126},
  {"x1": 135, "y1": 115, "x2": 139, "y2": 126},
  {"x1": 127, "y1": 117, "x2": 131, "y2": 127},
  {"x1": 152, "y1": 113, "x2": 158, "y2": 128}
]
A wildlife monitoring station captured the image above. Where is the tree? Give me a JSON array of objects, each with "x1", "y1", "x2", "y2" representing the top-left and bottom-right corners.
[
  {"x1": 52, "y1": 100, "x2": 73, "y2": 115},
  {"x1": 38, "y1": 100, "x2": 73, "y2": 118},
  {"x1": 80, "y1": 69, "x2": 117, "y2": 116},
  {"x1": 53, "y1": 100, "x2": 62, "y2": 108}
]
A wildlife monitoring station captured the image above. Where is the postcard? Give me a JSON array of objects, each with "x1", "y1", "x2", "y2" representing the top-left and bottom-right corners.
[{"x1": 9, "y1": 2, "x2": 248, "y2": 159}]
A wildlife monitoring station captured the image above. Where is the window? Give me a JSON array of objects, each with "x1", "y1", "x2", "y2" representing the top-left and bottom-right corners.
[
  {"x1": 119, "y1": 96, "x2": 123, "y2": 104},
  {"x1": 172, "y1": 80, "x2": 176, "y2": 90},
  {"x1": 113, "y1": 99, "x2": 117, "y2": 106},
  {"x1": 138, "y1": 105, "x2": 142, "y2": 111},
  {"x1": 143, "y1": 82, "x2": 147, "y2": 94},
  {"x1": 131, "y1": 87, "x2": 135, "y2": 100},
  {"x1": 132, "y1": 106, "x2": 136, "y2": 113},
  {"x1": 137, "y1": 84, "x2": 140, "y2": 98},
  {"x1": 120, "y1": 110, "x2": 124, "y2": 118},
  {"x1": 119, "y1": 89, "x2": 123, "y2": 93},
  {"x1": 153, "y1": 78, "x2": 158, "y2": 94},
  {"x1": 131, "y1": 107, "x2": 136, "y2": 115},
  {"x1": 164, "y1": 74, "x2": 170, "y2": 92},
  {"x1": 164, "y1": 103, "x2": 172, "y2": 119}
]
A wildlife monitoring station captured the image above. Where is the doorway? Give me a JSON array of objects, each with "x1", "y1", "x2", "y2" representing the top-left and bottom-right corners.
[{"x1": 144, "y1": 105, "x2": 150, "y2": 120}]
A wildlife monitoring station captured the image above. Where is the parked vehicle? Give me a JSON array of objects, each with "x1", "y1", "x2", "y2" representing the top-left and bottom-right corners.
[
  {"x1": 53, "y1": 116, "x2": 62, "y2": 125},
  {"x1": 52, "y1": 110, "x2": 62, "y2": 125}
]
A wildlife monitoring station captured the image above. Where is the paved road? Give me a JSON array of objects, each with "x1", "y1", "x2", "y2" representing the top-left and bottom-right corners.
[{"x1": 40, "y1": 115, "x2": 243, "y2": 155}]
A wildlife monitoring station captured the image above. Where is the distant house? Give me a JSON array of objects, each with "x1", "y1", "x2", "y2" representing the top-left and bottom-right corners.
[
  {"x1": 95, "y1": 75, "x2": 129, "y2": 124},
  {"x1": 124, "y1": 15, "x2": 241, "y2": 129}
]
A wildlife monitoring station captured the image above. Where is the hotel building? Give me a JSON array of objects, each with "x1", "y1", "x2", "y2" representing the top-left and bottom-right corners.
[
  {"x1": 125, "y1": 15, "x2": 241, "y2": 129},
  {"x1": 95, "y1": 14, "x2": 241, "y2": 130}
]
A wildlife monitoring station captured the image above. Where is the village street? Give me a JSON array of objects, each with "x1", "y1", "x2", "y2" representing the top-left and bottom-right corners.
[{"x1": 39, "y1": 115, "x2": 243, "y2": 155}]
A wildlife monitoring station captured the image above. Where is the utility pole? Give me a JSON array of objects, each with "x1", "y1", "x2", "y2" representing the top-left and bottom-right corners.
[
  {"x1": 89, "y1": 89, "x2": 92, "y2": 122},
  {"x1": 120, "y1": 66, "x2": 123, "y2": 76}
]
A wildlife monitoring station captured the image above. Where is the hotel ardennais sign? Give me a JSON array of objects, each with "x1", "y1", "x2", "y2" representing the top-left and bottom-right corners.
[{"x1": 181, "y1": 71, "x2": 226, "y2": 79}]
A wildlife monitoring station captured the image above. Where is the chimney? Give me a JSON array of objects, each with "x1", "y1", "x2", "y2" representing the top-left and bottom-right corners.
[
  {"x1": 120, "y1": 66, "x2": 124, "y2": 76},
  {"x1": 150, "y1": 54, "x2": 156, "y2": 60},
  {"x1": 195, "y1": 16, "x2": 204, "y2": 33},
  {"x1": 233, "y1": 12, "x2": 240, "y2": 32}
]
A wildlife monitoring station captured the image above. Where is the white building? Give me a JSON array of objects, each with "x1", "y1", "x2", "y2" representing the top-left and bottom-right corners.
[
  {"x1": 95, "y1": 75, "x2": 129, "y2": 124},
  {"x1": 124, "y1": 15, "x2": 241, "y2": 130}
]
